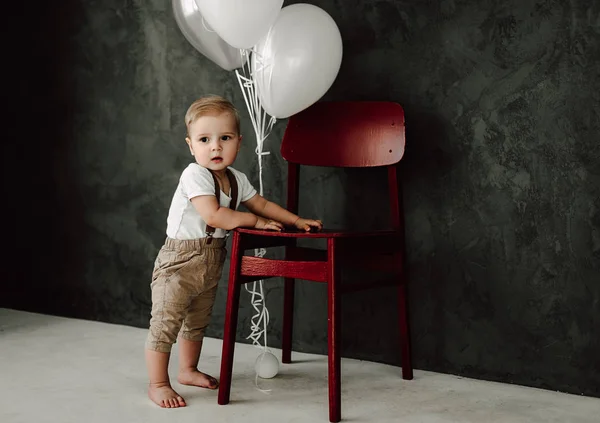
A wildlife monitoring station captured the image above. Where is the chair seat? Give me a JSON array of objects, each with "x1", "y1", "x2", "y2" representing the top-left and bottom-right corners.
[
  {"x1": 235, "y1": 227, "x2": 401, "y2": 239},
  {"x1": 235, "y1": 228, "x2": 404, "y2": 265}
]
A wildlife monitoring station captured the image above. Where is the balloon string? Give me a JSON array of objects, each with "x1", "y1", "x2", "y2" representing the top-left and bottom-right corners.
[
  {"x1": 246, "y1": 47, "x2": 275, "y2": 117},
  {"x1": 236, "y1": 47, "x2": 277, "y2": 394}
]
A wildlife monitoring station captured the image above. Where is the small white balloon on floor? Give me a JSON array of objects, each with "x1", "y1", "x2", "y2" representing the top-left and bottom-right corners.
[{"x1": 173, "y1": 0, "x2": 343, "y2": 388}]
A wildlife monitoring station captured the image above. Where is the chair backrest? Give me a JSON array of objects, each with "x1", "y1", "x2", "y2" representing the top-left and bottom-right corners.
[
  {"x1": 281, "y1": 101, "x2": 406, "y2": 230},
  {"x1": 281, "y1": 101, "x2": 405, "y2": 168}
]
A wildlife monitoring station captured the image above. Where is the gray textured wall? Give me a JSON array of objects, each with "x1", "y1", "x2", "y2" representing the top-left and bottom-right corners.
[{"x1": 5, "y1": 0, "x2": 599, "y2": 397}]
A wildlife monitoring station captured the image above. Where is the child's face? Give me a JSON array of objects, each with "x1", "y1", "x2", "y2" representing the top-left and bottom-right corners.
[{"x1": 186, "y1": 112, "x2": 242, "y2": 175}]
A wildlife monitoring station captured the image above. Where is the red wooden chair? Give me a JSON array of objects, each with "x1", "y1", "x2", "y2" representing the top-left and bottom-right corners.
[{"x1": 217, "y1": 101, "x2": 413, "y2": 422}]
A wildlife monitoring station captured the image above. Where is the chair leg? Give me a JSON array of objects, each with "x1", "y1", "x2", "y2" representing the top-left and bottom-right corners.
[
  {"x1": 398, "y1": 280, "x2": 413, "y2": 380},
  {"x1": 218, "y1": 232, "x2": 243, "y2": 405},
  {"x1": 327, "y1": 238, "x2": 341, "y2": 423},
  {"x1": 281, "y1": 277, "x2": 295, "y2": 364}
]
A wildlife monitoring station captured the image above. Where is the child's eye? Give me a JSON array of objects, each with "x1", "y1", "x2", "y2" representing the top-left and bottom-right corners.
[
  {"x1": 221, "y1": 135, "x2": 231, "y2": 141},
  {"x1": 199, "y1": 137, "x2": 209, "y2": 143}
]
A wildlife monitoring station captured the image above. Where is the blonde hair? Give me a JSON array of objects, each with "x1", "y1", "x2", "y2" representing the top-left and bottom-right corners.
[{"x1": 185, "y1": 95, "x2": 240, "y2": 135}]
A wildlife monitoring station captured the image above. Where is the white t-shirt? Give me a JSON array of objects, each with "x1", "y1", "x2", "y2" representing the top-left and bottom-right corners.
[{"x1": 166, "y1": 163, "x2": 257, "y2": 240}]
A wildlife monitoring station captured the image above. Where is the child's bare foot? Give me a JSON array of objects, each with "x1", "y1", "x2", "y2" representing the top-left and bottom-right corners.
[
  {"x1": 178, "y1": 369, "x2": 219, "y2": 390},
  {"x1": 148, "y1": 382, "x2": 186, "y2": 408}
]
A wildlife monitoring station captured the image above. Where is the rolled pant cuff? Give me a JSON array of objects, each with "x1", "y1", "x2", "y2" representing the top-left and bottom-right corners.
[{"x1": 145, "y1": 340, "x2": 173, "y2": 353}]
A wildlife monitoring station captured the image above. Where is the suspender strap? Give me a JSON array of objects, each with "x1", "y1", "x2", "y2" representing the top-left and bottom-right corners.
[
  {"x1": 227, "y1": 168, "x2": 239, "y2": 210},
  {"x1": 206, "y1": 168, "x2": 238, "y2": 242}
]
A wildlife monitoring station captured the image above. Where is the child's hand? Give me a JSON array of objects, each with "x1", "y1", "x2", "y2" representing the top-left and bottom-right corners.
[
  {"x1": 294, "y1": 217, "x2": 323, "y2": 232},
  {"x1": 255, "y1": 216, "x2": 284, "y2": 231}
]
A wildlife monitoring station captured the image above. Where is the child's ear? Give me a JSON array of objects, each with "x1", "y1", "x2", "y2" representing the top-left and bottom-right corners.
[
  {"x1": 185, "y1": 137, "x2": 194, "y2": 154},
  {"x1": 238, "y1": 135, "x2": 243, "y2": 151}
]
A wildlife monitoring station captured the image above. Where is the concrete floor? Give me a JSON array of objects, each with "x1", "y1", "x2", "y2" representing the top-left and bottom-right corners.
[{"x1": 1, "y1": 308, "x2": 598, "y2": 423}]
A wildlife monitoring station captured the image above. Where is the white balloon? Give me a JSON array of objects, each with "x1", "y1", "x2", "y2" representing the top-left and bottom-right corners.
[
  {"x1": 172, "y1": 0, "x2": 245, "y2": 71},
  {"x1": 252, "y1": 4, "x2": 343, "y2": 119},
  {"x1": 255, "y1": 351, "x2": 279, "y2": 379},
  {"x1": 195, "y1": 0, "x2": 283, "y2": 49}
]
